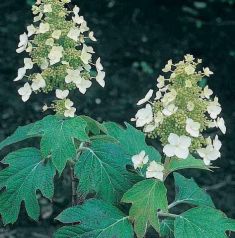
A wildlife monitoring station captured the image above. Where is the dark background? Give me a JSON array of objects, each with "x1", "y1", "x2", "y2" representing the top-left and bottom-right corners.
[{"x1": 0, "y1": 0, "x2": 235, "y2": 237}]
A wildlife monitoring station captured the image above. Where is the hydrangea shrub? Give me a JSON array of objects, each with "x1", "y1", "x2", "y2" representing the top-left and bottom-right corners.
[{"x1": 0, "y1": 1, "x2": 235, "y2": 237}]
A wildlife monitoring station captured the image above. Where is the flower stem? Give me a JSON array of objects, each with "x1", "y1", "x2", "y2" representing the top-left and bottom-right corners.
[
  {"x1": 157, "y1": 212, "x2": 179, "y2": 218},
  {"x1": 70, "y1": 165, "x2": 77, "y2": 206}
]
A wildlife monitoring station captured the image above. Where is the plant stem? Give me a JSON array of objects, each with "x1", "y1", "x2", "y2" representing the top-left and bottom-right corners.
[
  {"x1": 70, "y1": 165, "x2": 77, "y2": 206},
  {"x1": 168, "y1": 201, "x2": 180, "y2": 209},
  {"x1": 158, "y1": 212, "x2": 179, "y2": 218}
]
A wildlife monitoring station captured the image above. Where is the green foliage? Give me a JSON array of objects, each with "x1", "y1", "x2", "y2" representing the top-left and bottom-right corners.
[
  {"x1": 75, "y1": 139, "x2": 136, "y2": 204},
  {"x1": 34, "y1": 115, "x2": 89, "y2": 173},
  {"x1": 160, "y1": 219, "x2": 174, "y2": 238},
  {"x1": 105, "y1": 122, "x2": 161, "y2": 162},
  {"x1": 122, "y1": 179, "x2": 168, "y2": 238},
  {"x1": 0, "y1": 123, "x2": 41, "y2": 151},
  {"x1": 54, "y1": 199, "x2": 134, "y2": 238},
  {"x1": 0, "y1": 148, "x2": 56, "y2": 224},
  {"x1": 174, "y1": 206, "x2": 235, "y2": 238},
  {"x1": 164, "y1": 155, "x2": 209, "y2": 176},
  {"x1": 173, "y1": 173, "x2": 214, "y2": 207}
]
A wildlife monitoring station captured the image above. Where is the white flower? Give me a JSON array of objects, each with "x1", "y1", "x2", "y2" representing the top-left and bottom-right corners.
[
  {"x1": 185, "y1": 80, "x2": 192, "y2": 88},
  {"x1": 162, "y1": 60, "x2": 173, "y2": 72},
  {"x1": 75, "y1": 78, "x2": 92, "y2": 94},
  {"x1": 202, "y1": 86, "x2": 213, "y2": 99},
  {"x1": 203, "y1": 67, "x2": 213, "y2": 77},
  {"x1": 161, "y1": 90, "x2": 177, "y2": 106},
  {"x1": 186, "y1": 118, "x2": 200, "y2": 137},
  {"x1": 81, "y1": 44, "x2": 93, "y2": 64},
  {"x1": 18, "y1": 83, "x2": 32, "y2": 102},
  {"x1": 155, "y1": 91, "x2": 162, "y2": 100},
  {"x1": 184, "y1": 64, "x2": 195, "y2": 75},
  {"x1": 187, "y1": 101, "x2": 195, "y2": 111},
  {"x1": 24, "y1": 58, "x2": 34, "y2": 69},
  {"x1": 16, "y1": 33, "x2": 28, "y2": 53},
  {"x1": 34, "y1": 13, "x2": 43, "y2": 22},
  {"x1": 157, "y1": 75, "x2": 165, "y2": 88},
  {"x1": 184, "y1": 54, "x2": 195, "y2": 62},
  {"x1": 89, "y1": 31, "x2": 97, "y2": 41},
  {"x1": 52, "y1": 30, "x2": 62, "y2": 39},
  {"x1": 26, "y1": 42, "x2": 33, "y2": 53},
  {"x1": 73, "y1": 15, "x2": 85, "y2": 25},
  {"x1": 73, "y1": 6, "x2": 80, "y2": 14},
  {"x1": 64, "y1": 107, "x2": 76, "y2": 118},
  {"x1": 163, "y1": 133, "x2": 191, "y2": 159},
  {"x1": 137, "y1": 89, "x2": 153, "y2": 105},
  {"x1": 38, "y1": 23, "x2": 50, "y2": 34},
  {"x1": 44, "y1": 4, "x2": 52, "y2": 13},
  {"x1": 131, "y1": 151, "x2": 149, "y2": 169},
  {"x1": 56, "y1": 89, "x2": 69, "y2": 99},
  {"x1": 67, "y1": 28, "x2": 80, "y2": 41},
  {"x1": 27, "y1": 25, "x2": 36, "y2": 37},
  {"x1": 96, "y1": 57, "x2": 103, "y2": 71},
  {"x1": 42, "y1": 104, "x2": 48, "y2": 112},
  {"x1": 134, "y1": 104, "x2": 153, "y2": 128},
  {"x1": 65, "y1": 69, "x2": 81, "y2": 84},
  {"x1": 46, "y1": 38, "x2": 54, "y2": 46},
  {"x1": 197, "y1": 136, "x2": 221, "y2": 165},
  {"x1": 144, "y1": 112, "x2": 163, "y2": 132},
  {"x1": 14, "y1": 67, "x2": 26, "y2": 81},
  {"x1": 146, "y1": 161, "x2": 164, "y2": 181},
  {"x1": 207, "y1": 97, "x2": 221, "y2": 119},
  {"x1": 31, "y1": 74, "x2": 46, "y2": 91},
  {"x1": 96, "y1": 70, "x2": 105, "y2": 87},
  {"x1": 209, "y1": 117, "x2": 226, "y2": 134},
  {"x1": 64, "y1": 99, "x2": 76, "y2": 117},
  {"x1": 48, "y1": 46, "x2": 63, "y2": 65},
  {"x1": 162, "y1": 104, "x2": 178, "y2": 116},
  {"x1": 80, "y1": 21, "x2": 89, "y2": 33},
  {"x1": 40, "y1": 58, "x2": 49, "y2": 69}
]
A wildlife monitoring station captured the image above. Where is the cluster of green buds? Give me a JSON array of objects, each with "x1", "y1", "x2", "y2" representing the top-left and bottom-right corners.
[
  {"x1": 132, "y1": 55, "x2": 226, "y2": 166},
  {"x1": 15, "y1": 0, "x2": 105, "y2": 117}
]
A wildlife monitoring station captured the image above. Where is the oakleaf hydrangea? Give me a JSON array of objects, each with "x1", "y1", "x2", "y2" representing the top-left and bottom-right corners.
[
  {"x1": 132, "y1": 55, "x2": 226, "y2": 167},
  {"x1": 15, "y1": 0, "x2": 105, "y2": 117}
]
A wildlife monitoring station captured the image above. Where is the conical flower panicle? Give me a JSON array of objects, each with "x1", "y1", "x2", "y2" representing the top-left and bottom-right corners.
[
  {"x1": 15, "y1": 0, "x2": 105, "y2": 117},
  {"x1": 133, "y1": 55, "x2": 226, "y2": 166}
]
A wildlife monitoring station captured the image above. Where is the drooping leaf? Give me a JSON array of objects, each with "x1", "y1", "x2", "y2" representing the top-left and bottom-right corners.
[
  {"x1": 38, "y1": 115, "x2": 89, "y2": 173},
  {"x1": 0, "y1": 148, "x2": 56, "y2": 224},
  {"x1": 164, "y1": 155, "x2": 210, "y2": 176},
  {"x1": 174, "y1": 206, "x2": 235, "y2": 238},
  {"x1": 104, "y1": 122, "x2": 161, "y2": 162},
  {"x1": 80, "y1": 116, "x2": 107, "y2": 135},
  {"x1": 173, "y1": 173, "x2": 214, "y2": 207},
  {"x1": 75, "y1": 139, "x2": 136, "y2": 204},
  {"x1": 54, "y1": 199, "x2": 134, "y2": 238},
  {"x1": 0, "y1": 123, "x2": 41, "y2": 151},
  {"x1": 122, "y1": 179, "x2": 168, "y2": 238},
  {"x1": 160, "y1": 219, "x2": 175, "y2": 238}
]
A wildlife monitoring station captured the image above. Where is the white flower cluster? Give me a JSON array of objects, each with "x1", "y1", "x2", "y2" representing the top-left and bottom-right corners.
[
  {"x1": 132, "y1": 55, "x2": 226, "y2": 166},
  {"x1": 132, "y1": 151, "x2": 164, "y2": 181},
  {"x1": 14, "y1": 0, "x2": 105, "y2": 117}
]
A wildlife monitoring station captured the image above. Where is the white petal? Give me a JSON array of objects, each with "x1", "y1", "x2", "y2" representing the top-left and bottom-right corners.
[
  {"x1": 175, "y1": 147, "x2": 189, "y2": 159},
  {"x1": 168, "y1": 133, "x2": 179, "y2": 146},
  {"x1": 163, "y1": 144, "x2": 175, "y2": 157},
  {"x1": 96, "y1": 70, "x2": 105, "y2": 87},
  {"x1": 137, "y1": 89, "x2": 153, "y2": 106}
]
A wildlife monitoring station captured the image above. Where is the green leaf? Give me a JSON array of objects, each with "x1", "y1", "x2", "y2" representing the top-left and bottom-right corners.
[
  {"x1": 38, "y1": 115, "x2": 89, "y2": 173},
  {"x1": 174, "y1": 206, "x2": 235, "y2": 238},
  {"x1": 0, "y1": 123, "x2": 41, "y2": 151},
  {"x1": 75, "y1": 140, "x2": 135, "y2": 204},
  {"x1": 164, "y1": 155, "x2": 210, "y2": 176},
  {"x1": 54, "y1": 199, "x2": 134, "y2": 238},
  {"x1": 160, "y1": 219, "x2": 175, "y2": 238},
  {"x1": 173, "y1": 173, "x2": 214, "y2": 207},
  {"x1": 104, "y1": 122, "x2": 161, "y2": 162},
  {"x1": 80, "y1": 116, "x2": 107, "y2": 135},
  {"x1": 0, "y1": 148, "x2": 56, "y2": 224},
  {"x1": 122, "y1": 179, "x2": 168, "y2": 238}
]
